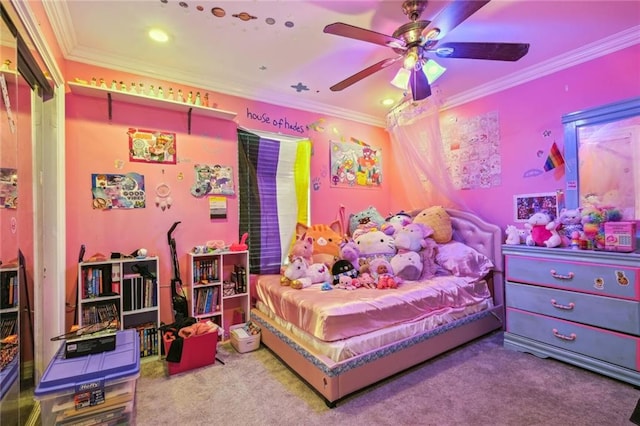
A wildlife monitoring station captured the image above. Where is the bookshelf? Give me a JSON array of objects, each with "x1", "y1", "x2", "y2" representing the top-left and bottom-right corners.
[
  {"x1": 77, "y1": 257, "x2": 160, "y2": 358},
  {"x1": 188, "y1": 250, "x2": 249, "y2": 339},
  {"x1": 0, "y1": 266, "x2": 19, "y2": 402}
]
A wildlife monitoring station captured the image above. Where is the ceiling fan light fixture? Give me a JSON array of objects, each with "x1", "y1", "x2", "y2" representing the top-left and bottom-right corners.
[
  {"x1": 422, "y1": 59, "x2": 446, "y2": 84},
  {"x1": 403, "y1": 49, "x2": 419, "y2": 70},
  {"x1": 391, "y1": 67, "x2": 412, "y2": 90}
]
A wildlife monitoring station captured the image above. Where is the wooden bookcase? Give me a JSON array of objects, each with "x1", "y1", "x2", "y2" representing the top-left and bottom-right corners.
[
  {"x1": 187, "y1": 250, "x2": 249, "y2": 339},
  {"x1": 77, "y1": 257, "x2": 160, "y2": 358}
]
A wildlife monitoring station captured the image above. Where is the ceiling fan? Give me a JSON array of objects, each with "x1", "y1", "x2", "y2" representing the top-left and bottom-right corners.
[{"x1": 323, "y1": 0, "x2": 530, "y2": 101}]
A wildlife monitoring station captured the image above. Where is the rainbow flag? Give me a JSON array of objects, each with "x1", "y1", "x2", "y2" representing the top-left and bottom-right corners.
[{"x1": 544, "y1": 142, "x2": 564, "y2": 171}]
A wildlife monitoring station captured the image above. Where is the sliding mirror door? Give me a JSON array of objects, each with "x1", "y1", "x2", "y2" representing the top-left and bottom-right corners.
[{"x1": 0, "y1": 7, "x2": 20, "y2": 424}]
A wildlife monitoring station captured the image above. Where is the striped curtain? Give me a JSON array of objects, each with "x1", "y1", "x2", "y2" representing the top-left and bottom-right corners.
[{"x1": 237, "y1": 129, "x2": 311, "y2": 274}]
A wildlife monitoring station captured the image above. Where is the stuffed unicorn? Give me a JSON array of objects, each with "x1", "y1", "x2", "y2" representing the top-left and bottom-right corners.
[{"x1": 281, "y1": 257, "x2": 332, "y2": 289}]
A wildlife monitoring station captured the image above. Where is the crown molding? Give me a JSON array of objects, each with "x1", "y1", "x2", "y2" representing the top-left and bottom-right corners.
[{"x1": 441, "y1": 26, "x2": 640, "y2": 110}]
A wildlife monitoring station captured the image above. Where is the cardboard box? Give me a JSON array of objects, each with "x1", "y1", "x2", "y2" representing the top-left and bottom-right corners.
[
  {"x1": 34, "y1": 330, "x2": 139, "y2": 426},
  {"x1": 163, "y1": 326, "x2": 218, "y2": 376},
  {"x1": 604, "y1": 221, "x2": 637, "y2": 252},
  {"x1": 230, "y1": 323, "x2": 261, "y2": 353}
]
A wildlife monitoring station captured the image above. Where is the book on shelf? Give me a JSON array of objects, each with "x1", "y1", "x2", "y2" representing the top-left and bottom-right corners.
[
  {"x1": 127, "y1": 322, "x2": 158, "y2": 357},
  {"x1": 0, "y1": 316, "x2": 17, "y2": 338},
  {"x1": 0, "y1": 271, "x2": 18, "y2": 309}
]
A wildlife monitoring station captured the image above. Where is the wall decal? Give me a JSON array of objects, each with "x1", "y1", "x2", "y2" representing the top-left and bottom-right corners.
[
  {"x1": 523, "y1": 169, "x2": 543, "y2": 178},
  {"x1": 91, "y1": 172, "x2": 145, "y2": 209},
  {"x1": 128, "y1": 128, "x2": 176, "y2": 164},
  {"x1": 245, "y1": 107, "x2": 305, "y2": 133}
]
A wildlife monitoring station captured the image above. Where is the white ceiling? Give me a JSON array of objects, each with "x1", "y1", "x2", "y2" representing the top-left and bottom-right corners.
[{"x1": 44, "y1": 0, "x2": 640, "y2": 127}]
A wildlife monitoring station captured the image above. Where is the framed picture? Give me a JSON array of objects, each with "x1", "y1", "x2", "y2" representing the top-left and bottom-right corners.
[
  {"x1": 513, "y1": 192, "x2": 559, "y2": 222},
  {"x1": 128, "y1": 128, "x2": 176, "y2": 164}
]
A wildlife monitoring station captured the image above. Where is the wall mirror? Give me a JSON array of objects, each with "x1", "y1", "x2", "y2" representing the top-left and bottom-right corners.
[{"x1": 563, "y1": 97, "x2": 640, "y2": 223}]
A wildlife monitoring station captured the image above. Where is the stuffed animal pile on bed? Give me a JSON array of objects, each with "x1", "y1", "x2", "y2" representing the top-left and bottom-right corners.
[{"x1": 279, "y1": 205, "x2": 495, "y2": 290}]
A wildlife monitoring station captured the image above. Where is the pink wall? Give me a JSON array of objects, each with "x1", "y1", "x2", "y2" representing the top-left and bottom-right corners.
[
  {"x1": 65, "y1": 61, "x2": 391, "y2": 326},
  {"x1": 64, "y1": 45, "x2": 638, "y2": 327},
  {"x1": 393, "y1": 44, "x2": 640, "y2": 230}
]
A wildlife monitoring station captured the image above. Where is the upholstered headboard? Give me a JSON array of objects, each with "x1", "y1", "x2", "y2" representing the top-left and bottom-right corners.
[{"x1": 445, "y1": 208, "x2": 504, "y2": 307}]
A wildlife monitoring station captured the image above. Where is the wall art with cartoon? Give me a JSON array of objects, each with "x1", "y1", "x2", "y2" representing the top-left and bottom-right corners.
[{"x1": 330, "y1": 139, "x2": 382, "y2": 188}]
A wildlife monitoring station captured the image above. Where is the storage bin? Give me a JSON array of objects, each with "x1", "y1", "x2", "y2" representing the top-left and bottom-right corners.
[
  {"x1": 230, "y1": 323, "x2": 261, "y2": 353},
  {"x1": 163, "y1": 326, "x2": 218, "y2": 375},
  {"x1": 34, "y1": 329, "x2": 139, "y2": 426}
]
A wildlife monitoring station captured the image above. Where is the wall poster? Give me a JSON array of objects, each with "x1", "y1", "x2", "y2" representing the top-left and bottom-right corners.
[
  {"x1": 91, "y1": 172, "x2": 146, "y2": 209},
  {"x1": 191, "y1": 164, "x2": 235, "y2": 197},
  {"x1": 0, "y1": 168, "x2": 17, "y2": 209},
  {"x1": 441, "y1": 111, "x2": 501, "y2": 189},
  {"x1": 330, "y1": 139, "x2": 382, "y2": 188},
  {"x1": 128, "y1": 128, "x2": 177, "y2": 164}
]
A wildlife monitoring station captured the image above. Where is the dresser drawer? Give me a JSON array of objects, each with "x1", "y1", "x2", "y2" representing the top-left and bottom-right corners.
[
  {"x1": 506, "y1": 282, "x2": 640, "y2": 336},
  {"x1": 506, "y1": 308, "x2": 639, "y2": 371},
  {"x1": 505, "y1": 255, "x2": 639, "y2": 299}
]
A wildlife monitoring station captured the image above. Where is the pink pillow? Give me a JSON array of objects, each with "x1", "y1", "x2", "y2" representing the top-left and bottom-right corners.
[{"x1": 435, "y1": 241, "x2": 494, "y2": 279}]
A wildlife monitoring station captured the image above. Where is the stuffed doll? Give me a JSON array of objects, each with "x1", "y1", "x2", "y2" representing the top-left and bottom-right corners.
[
  {"x1": 524, "y1": 212, "x2": 561, "y2": 248},
  {"x1": 369, "y1": 258, "x2": 398, "y2": 289}
]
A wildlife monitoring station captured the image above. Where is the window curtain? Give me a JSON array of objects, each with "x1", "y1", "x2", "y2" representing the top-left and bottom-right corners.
[
  {"x1": 237, "y1": 129, "x2": 311, "y2": 274},
  {"x1": 386, "y1": 97, "x2": 469, "y2": 211}
]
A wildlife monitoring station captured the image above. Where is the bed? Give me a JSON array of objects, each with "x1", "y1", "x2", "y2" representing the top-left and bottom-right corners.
[{"x1": 250, "y1": 208, "x2": 504, "y2": 407}]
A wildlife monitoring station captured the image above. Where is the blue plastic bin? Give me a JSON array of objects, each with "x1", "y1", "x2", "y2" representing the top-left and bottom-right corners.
[{"x1": 34, "y1": 329, "x2": 140, "y2": 426}]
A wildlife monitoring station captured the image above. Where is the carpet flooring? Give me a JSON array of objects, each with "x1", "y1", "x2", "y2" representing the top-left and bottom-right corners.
[{"x1": 135, "y1": 331, "x2": 639, "y2": 426}]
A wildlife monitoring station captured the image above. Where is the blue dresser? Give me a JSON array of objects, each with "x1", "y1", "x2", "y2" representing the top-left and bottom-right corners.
[{"x1": 502, "y1": 244, "x2": 640, "y2": 386}]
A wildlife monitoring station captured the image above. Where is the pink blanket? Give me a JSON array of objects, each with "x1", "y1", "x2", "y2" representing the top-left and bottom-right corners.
[{"x1": 256, "y1": 274, "x2": 491, "y2": 342}]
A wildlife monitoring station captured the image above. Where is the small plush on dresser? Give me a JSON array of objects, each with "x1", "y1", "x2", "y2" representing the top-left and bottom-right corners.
[{"x1": 524, "y1": 212, "x2": 561, "y2": 248}]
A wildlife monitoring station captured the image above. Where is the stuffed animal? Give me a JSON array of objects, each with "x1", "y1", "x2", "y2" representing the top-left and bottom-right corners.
[
  {"x1": 557, "y1": 208, "x2": 584, "y2": 247},
  {"x1": 505, "y1": 225, "x2": 521, "y2": 245},
  {"x1": 288, "y1": 233, "x2": 314, "y2": 264},
  {"x1": 412, "y1": 206, "x2": 452, "y2": 243},
  {"x1": 281, "y1": 257, "x2": 332, "y2": 289},
  {"x1": 348, "y1": 206, "x2": 386, "y2": 236},
  {"x1": 339, "y1": 238, "x2": 360, "y2": 271},
  {"x1": 296, "y1": 221, "x2": 343, "y2": 267},
  {"x1": 384, "y1": 210, "x2": 413, "y2": 235},
  {"x1": 390, "y1": 251, "x2": 423, "y2": 281},
  {"x1": 354, "y1": 228, "x2": 397, "y2": 264},
  {"x1": 525, "y1": 212, "x2": 561, "y2": 248},
  {"x1": 394, "y1": 223, "x2": 434, "y2": 252},
  {"x1": 331, "y1": 259, "x2": 358, "y2": 286}
]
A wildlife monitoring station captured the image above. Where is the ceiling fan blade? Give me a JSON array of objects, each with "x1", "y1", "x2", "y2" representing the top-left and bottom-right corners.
[
  {"x1": 434, "y1": 42, "x2": 530, "y2": 61},
  {"x1": 330, "y1": 56, "x2": 402, "y2": 92},
  {"x1": 410, "y1": 68, "x2": 431, "y2": 101},
  {"x1": 428, "y1": 0, "x2": 491, "y2": 38},
  {"x1": 324, "y1": 22, "x2": 405, "y2": 48}
]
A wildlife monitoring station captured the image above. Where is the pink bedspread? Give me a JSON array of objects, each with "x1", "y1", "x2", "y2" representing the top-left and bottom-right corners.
[{"x1": 256, "y1": 274, "x2": 491, "y2": 342}]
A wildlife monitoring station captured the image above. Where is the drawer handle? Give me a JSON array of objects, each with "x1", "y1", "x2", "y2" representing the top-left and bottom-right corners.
[
  {"x1": 550, "y1": 269, "x2": 575, "y2": 280},
  {"x1": 552, "y1": 328, "x2": 577, "y2": 341},
  {"x1": 550, "y1": 299, "x2": 575, "y2": 310}
]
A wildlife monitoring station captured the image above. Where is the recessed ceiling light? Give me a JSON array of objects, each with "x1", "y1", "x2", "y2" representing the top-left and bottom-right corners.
[
  {"x1": 381, "y1": 98, "x2": 395, "y2": 106},
  {"x1": 149, "y1": 28, "x2": 169, "y2": 43}
]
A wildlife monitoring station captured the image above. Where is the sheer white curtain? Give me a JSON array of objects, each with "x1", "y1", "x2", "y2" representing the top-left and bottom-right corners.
[{"x1": 386, "y1": 97, "x2": 468, "y2": 211}]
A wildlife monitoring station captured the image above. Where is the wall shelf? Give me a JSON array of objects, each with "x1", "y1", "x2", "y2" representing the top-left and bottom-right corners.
[{"x1": 68, "y1": 81, "x2": 237, "y2": 133}]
